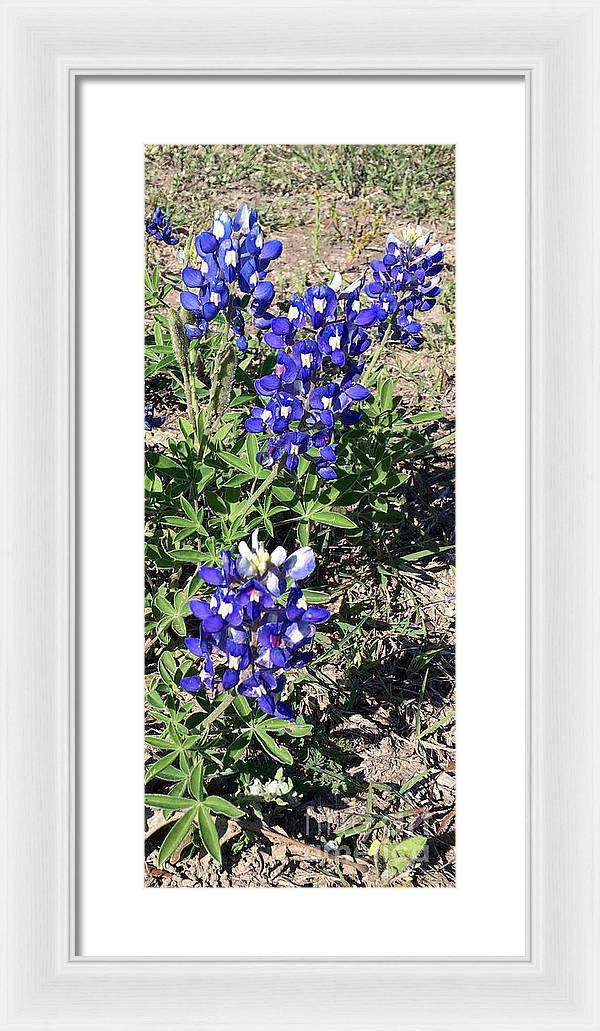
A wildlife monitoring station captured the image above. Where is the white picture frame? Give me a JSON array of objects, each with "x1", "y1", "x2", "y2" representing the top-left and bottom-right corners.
[{"x1": 1, "y1": 1, "x2": 599, "y2": 1027}]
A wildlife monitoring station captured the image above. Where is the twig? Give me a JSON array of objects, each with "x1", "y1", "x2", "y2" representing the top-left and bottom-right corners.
[
  {"x1": 239, "y1": 818, "x2": 370, "y2": 874},
  {"x1": 144, "y1": 811, "x2": 370, "y2": 875}
]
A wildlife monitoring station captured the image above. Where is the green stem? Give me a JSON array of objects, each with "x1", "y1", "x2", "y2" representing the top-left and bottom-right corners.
[
  {"x1": 364, "y1": 321, "x2": 393, "y2": 384},
  {"x1": 201, "y1": 690, "x2": 235, "y2": 730},
  {"x1": 188, "y1": 357, "x2": 200, "y2": 427},
  {"x1": 167, "y1": 310, "x2": 194, "y2": 423},
  {"x1": 234, "y1": 465, "x2": 279, "y2": 524}
]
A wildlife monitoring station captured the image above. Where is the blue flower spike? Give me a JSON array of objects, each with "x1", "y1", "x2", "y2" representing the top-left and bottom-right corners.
[
  {"x1": 146, "y1": 206, "x2": 178, "y2": 246},
  {"x1": 242, "y1": 227, "x2": 443, "y2": 481},
  {"x1": 177, "y1": 531, "x2": 329, "y2": 721},
  {"x1": 177, "y1": 203, "x2": 283, "y2": 350}
]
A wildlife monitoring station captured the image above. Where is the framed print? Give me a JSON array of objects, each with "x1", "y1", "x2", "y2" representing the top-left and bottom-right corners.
[
  {"x1": 1, "y1": 1, "x2": 599, "y2": 1029},
  {"x1": 77, "y1": 76, "x2": 526, "y2": 959}
]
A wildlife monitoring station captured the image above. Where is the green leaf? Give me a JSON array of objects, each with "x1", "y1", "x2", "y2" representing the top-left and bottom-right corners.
[
  {"x1": 144, "y1": 736, "x2": 175, "y2": 750},
  {"x1": 219, "y1": 451, "x2": 251, "y2": 472},
  {"x1": 181, "y1": 496, "x2": 196, "y2": 520},
  {"x1": 167, "y1": 549, "x2": 208, "y2": 564},
  {"x1": 204, "y1": 795, "x2": 245, "y2": 819},
  {"x1": 385, "y1": 834, "x2": 427, "y2": 873},
  {"x1": 255, "y1": 728, "x2": 293, "y2": 765},
  {"x1": 399, "y1": 544, "x2": 454, "y2": 562},
  {"x1": 154, "y1": 596, "x2": 175, "y2": 616},
  {"x1": 311, "y1": 509, "x2": 358, "y2": 530},
  {"x1": 406, "y1": 410, "x2": 444, "y2": 424},
  {"x1": 146, "y1": 452, "x2": 184, "y2": 474},
  {"x1": 146, "y1": 750, "x2": 180, "y2": 779},
  {"x1": 158, "y1": 650, "x2": 177, "y2": 685},
  {"x1": 259, "y1": 718, "x2": 313, "y2": 738},
  {"x1": 379, "y1": 377, "x2": 394, "y2": 412},
  {"x1": 227, "y1": 730, "x2": 252, "y2": 761},
  {"x1": 189, "y1": 760, "x2": 204, "y2": 801},
  {"x1": 298, "y1": 521, "x2": 309, "y2": 547},
  {"x1": 171, "y1": 616, "x2": 187, "y2": 636},
  {"x1": 146, "y1": 689, "x2": 165, "y2": 709},
  {"x1": 245, "y1": 433, "x2": 258, "y2": 467},
  {"x1": 145, "y1": 794, "x2": 196, "y2": 812},
  {"x1": 205, "y1": 491, "x2": 229, "y2": 517},
  {"x1": 272, "y1": 485, "x2": 295, "y2": 503},
  {"x1": 232, "y1": 695, "x2": 252, "y2": 719},
  {"x1": 157, "y1": 807, "x2": 197, "y2": 866},
  {"x1": 197, "y1": 803, "x2": 222, "y2": 863},
  {"x1": 302, "y1": 590, "x2": 330, "y2": 603}
]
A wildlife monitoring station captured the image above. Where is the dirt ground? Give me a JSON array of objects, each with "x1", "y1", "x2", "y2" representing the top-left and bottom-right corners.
[{"x1": 144, "y1": 145, "x2": 455, "y2": 888}]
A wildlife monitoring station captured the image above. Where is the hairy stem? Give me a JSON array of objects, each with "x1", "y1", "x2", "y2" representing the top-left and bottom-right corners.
[
  {"x1": 364, "y1": 320, "x2": 394, "y2": 383},
  {"x1": 234, "y1": 465, "x2": 279, "y2": 524},
  {"x1": 201, "y1": 690, "x2": 235, "y2": 729},
  {"x1": 167, "y1": 310, "x2": 194, "y2": 423}
]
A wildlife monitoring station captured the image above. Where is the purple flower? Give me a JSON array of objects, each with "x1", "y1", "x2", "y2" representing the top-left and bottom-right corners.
[
  {"x1": 286, "y1": 586, "x2": 330, "y2": 624},
  {"x1": 146, "y1": 206, "x2": 178, "y2": 246},
  {"x1": 144, "y1": 404, "x2": 165, "y2": 431},
  {"x1": 175, "y1": 533, "x2": 328, "y2": 722},
  {"x1": 239, "y1": 671, "x2": 294, "y2": 721},
  {"x1": 223, "y1": 636, "x2": 251, "y2": 689},
  {"x1": 305, "y1": 285, "x2": 337, "y2": 329}
]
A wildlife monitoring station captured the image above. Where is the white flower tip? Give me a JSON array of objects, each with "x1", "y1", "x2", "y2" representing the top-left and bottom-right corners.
[
  {"x1": 238, "y1": 541, "x2": 253, "y2": 562},
  {"x1": 341, "y1": 276, "x2": 362, "y2": 297},
  {"x1": 269, "y1": 545, "x2": 287, "y2": 567},
  {"x1": 329, "y1": 270, "x2": 342, "y2": 292}
]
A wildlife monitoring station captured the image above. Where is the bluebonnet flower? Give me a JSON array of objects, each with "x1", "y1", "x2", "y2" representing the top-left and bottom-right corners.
[
  {"x1": 179, "y1": 203, "x2": 283, "y2": 350},
  {"x1": 365, "y1": 224, "x2": 445, "y2": 348},
  {"x1": 311, "y1": 444, "x2": 338, "y2": 480},
  {"x1": 180, "y1": 650, "x2": 214, "y2": 694},
  {"x1": 178, "y1": 532, "x2": 327, "y2": 721},
  {"x1": 245, "y1": 392, "x2": 304, "y2": 434},
  {"x1": 146, "y1": 206, "x2": 178, "y2": 246},
  {"x1": 239, "y1": 670, "x2": 294, "y2": 720},
  {"x1": 243, "y1": 273, "x2": 377, "y2": 478},
  {"x1": 305, "y1": 285, "x2": 337, "y2": 329},
  {"x1": 189, "y1": 587, "x2": 244, "y2": 633},
  {"x1": 243, "y1": 225, "x2": 442, "y2": 480},
  {"x1": 144, "y1": 403, "x2": 165, "y2": 430}
]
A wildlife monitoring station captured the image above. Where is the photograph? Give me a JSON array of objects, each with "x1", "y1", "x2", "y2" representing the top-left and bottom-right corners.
[{"x1": 143, "y1": 144, "x2": 455, "y2": 888}]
